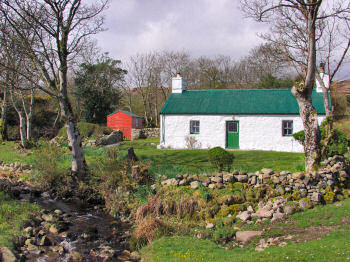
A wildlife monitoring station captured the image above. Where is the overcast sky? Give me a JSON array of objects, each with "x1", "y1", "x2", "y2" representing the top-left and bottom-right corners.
[
  {"x1": 94, "y1": 0, "x2": 268, "y2": 61},
  {"x1": 93, "y1": 0, "x2": 349, "y2": 80}
]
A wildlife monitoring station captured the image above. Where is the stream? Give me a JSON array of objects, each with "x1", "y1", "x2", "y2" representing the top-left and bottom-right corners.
[{"x1": 18, "y1": 193, "x2": 132, "y2": 261}]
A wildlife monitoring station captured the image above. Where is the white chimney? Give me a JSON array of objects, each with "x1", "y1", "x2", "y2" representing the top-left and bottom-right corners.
[{"x1": 172, "y1": 73, "x2": 186, "y2": 93}]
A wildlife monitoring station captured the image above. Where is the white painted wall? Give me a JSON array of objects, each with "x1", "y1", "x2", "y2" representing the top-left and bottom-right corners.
[{"x1": 159, "y1": 114, "x2": 326, "y2": 152}]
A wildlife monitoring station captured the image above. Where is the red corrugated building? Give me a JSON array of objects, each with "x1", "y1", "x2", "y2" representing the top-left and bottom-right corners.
[{"x1": 107, "y1": 110, "x2": 143, "y2": 140}]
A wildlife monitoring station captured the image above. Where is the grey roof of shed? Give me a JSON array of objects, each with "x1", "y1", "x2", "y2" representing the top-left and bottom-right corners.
[{"x1": 108, "y1": 110, "x2": 142, "y2": 118}]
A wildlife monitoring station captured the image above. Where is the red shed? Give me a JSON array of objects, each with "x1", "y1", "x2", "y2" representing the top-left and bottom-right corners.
[{"x1": 107, "y1": 110, "x2": 143, "y2": 140}]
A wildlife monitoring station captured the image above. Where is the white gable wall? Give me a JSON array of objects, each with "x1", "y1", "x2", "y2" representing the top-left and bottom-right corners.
[{"x1": 160, "y1": 114, "x2": 326, "y2": 152}]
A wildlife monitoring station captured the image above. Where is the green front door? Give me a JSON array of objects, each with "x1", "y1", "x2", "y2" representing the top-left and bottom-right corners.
[{"x1": 226, "y1": 121, "x2": 239, "y2": 149}]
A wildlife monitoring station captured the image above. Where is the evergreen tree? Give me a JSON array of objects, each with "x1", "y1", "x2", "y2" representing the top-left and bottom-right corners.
[{"x1": 74, "y1": 56, "x2": 127, "y2": 124}]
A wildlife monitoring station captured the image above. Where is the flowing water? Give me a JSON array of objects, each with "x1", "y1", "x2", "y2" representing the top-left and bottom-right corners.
[{"x1": 19, "y1": 194, "x2": 130, "y2": 262}]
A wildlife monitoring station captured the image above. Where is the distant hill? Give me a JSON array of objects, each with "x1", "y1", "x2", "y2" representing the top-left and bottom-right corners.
[{"x1": 332, "y1": 80, "x2": 350, "y2": 95}]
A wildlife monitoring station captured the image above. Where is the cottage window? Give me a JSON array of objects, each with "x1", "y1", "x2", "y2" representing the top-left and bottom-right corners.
[
  {"x1": 190, "y1": 120, "x2": 200, "y2": 134},
  {"x1": 282, "y1": 120, "x2": 293, "y2": 136},
  {"x1": 135, "y1": 119, "x2": 139, "y2": 127}
]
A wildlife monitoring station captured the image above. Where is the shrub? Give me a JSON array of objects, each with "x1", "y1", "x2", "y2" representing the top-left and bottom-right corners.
[
  {"x1": 33, "y1": 144, "x2": 69, "y2": 194},
  {"x1": 324, "y1": 128, "x2": 348, "y2": 157},
  {"x1": 198, "y1": 184, "x2": 211, "y2": 201},
  {"x1": 57, "y1": 122, "x2": 112, "y2": 140},
  {"x1": 293, "y1": 118, "x2": 348, "y2": 158},
  {"x1": 208, "y1": 147, "x2": 234, "y2": 172},
  {"x1": 185, "y1": 135, "x2": 201, "y2": 149},
  {"x1": 211, "y1": 218, "x2": 237, "y2": 243},
  {"x1": 292, "y1": 131, "x2": 305, "y2": 145}
]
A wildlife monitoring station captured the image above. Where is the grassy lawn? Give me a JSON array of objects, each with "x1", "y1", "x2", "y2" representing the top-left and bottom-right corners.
[
  {"x1": 0, "y1": 138, "x2": 305, "y2": 179},
  {"x1": 0, "y1": 192, "x2": 40, "y2": 250},
  {"x1": 116, "y1": 138, "x2": 305, "y2": 176},
  {"x1": 0, "y1": 141, "x2": 36, "y2": 165},
  {"x1": 141, "y1": 199, "x2": 350, "y2": 262}
]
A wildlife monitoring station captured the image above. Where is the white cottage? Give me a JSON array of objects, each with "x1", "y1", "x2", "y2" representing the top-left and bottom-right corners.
[{"x1": 159, "y1": 75, "x2": 329, "y2": 153}]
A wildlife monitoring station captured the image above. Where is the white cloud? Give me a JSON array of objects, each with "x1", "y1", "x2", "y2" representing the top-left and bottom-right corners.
[
  {"x1": 93, "y1": 0, "x2": 349, "y2": 79},
  {"x1": 94, "y1": 0, "x2": 268, "y2": 61}
]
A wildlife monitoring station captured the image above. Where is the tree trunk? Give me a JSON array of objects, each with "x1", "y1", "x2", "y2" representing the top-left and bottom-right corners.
[
  {"x1": 292, "y1": 6, "x2": 321, "y2": 172},
  {"x1": 25, "y1": 89, "x2": 34, "y2": 140},
  {"x1": 292, "y1": 86, "x2": 321, "y2": 171},
  {"x1": 58, "y1": 49, "x2": 86, "y2": 179},
  {"x1": 142, "y1": 99, "x2": 149, "y2": 127},
  {"x1": 315, "y1": 72, "x2": 332, "y2": 117},
  {"x1": 59, "y1": 95, "x2": 86, "y2": 179},
  {"x1": 1, "y1": 88, "x2": 8, "y2": 140},
  {"x1": 18, "y1": 111, "x2": 26, "y2": 147}
]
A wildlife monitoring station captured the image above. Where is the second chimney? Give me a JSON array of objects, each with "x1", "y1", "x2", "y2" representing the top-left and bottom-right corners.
[{"x1": 172, "y1": 73, "x2": 186, "y2": 93}]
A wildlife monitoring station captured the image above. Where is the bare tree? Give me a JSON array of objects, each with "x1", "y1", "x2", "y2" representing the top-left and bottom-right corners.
[
  {"x1": 0, "y1": 17, "x2": 37, "y2": 145},
  {"x1": 241, "y1": 0, "x2": 350, "y2": 171},
  {"x1": 316, "y1": 17, "x2": 350, "y2": 116},
  {"x1": 0, "y1": 0, "x2": 108, "y2": 178},
  {"x1": 127, "y1": 53, "x2": 159, "y2": 127}
]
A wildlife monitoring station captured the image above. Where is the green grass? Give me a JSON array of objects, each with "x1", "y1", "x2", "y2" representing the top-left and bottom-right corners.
[
  {"x1": 0, "y1": 192, "x2": 40, "y2": 250},
  {"x1": 116, "y1": 138, "x2": 305, "y2": 177},
  {"x1": 141, "y1": 232, "x2": 350, "y2": 262},
  {"x1": 0, "y1": 138, "x2": 305, "y2": 179},
  {"x1": 141, "y1": 199, "x2": 350, "y2": 261},
  {"x1": 0, "y1": 141, "x2": 36, "y2": 165}
]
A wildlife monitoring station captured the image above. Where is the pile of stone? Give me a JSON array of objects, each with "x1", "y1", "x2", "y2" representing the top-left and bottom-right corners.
[
  {"x1": 160, "y1": 155, "x2": 350, "y2": 204},
  {"x1": 95, "y1": 130, "x2": 123, "y2": 146},
  {"x1": 14, "y1": 208, "x2": 124, "y2": 261},
  {"x1": 0, "y1": 161, "x2": 32, "y2": 172},
  {"x1": 132, "y1": 128, "x2": 160, "y2": 140},
  {"x1": 236, "y1": 197, "x2": 307, "y2": 224},
  {"x1": 15, "y1": 209, "x2": 71, "y2": 260}
]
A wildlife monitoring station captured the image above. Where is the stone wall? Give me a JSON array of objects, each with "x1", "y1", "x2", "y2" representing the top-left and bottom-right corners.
[
  {"x1": 160, "y1": 155, "x2": 350, "y2": 204},
  {"x1": 131, "y1": 128, "x2": 160, "y2": 140}
]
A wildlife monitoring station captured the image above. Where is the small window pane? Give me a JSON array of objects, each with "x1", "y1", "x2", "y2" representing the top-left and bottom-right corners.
[
  {"x1": 190, "y1": 120, "x2": 200, "y2": 134},
  {"x1": 228, "y1": 122, "x2": 238, "y2": 132},
  {"x1": 282, "y1": 120, "x2": 293, "y2": 136}
]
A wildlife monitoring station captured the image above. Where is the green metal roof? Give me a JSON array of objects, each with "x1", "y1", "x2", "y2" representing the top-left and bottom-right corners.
[
  {"x1": 160, "y1": 89, "x2": 330, "y2": 115},
  {"x1": 108, "y1": 110, "x2": 142, "y2": 118}
]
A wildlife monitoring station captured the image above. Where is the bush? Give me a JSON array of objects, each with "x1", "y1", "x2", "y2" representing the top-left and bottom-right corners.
[
  {"x1": 32, "y1": 144, "x2": 69, "y2": 194},
  {"x1": 293, "y1": 118, "x2": 348, "y2": 158},
  {"x1": 323, "y1": 128, "x2": 348, "y2": 157},
  {"x1": 292, "y1": 130, "x2": 305, "y2": 144},
  {"x1": 57, "y1": 122, "x2": 112, "y2": 140},
  {"x1": 208, "y1": 147, "x2": 234, "y2": 172}
]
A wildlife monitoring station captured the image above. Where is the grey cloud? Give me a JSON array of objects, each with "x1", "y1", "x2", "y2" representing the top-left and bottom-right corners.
[{"x1": 94, "y1": 0, "x2": 267, "y2": 61}]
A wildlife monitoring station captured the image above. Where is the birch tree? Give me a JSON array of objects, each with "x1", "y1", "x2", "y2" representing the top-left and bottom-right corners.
[
  {"x1": 0, "y1": 0, "x2": 108, "y2": 178},
  {"x1": 240, "y1": 0, "x2": 350, "y2": 171}
]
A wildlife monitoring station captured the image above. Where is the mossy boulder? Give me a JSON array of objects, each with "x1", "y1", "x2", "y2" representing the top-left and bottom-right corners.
[
  {"x1": 284, "y1": 202, "x2": 298, "y2": 215},
  {"x1": 342, "y1": 189, "x2": 350, "y2": 198},
  {"x1": 216, "y1": 204, "x2": 245, "y2": 218},
  {"x1": 298, "y1": 198, "x2": 313, "y2": 210},
  {"x1": 323, "y1": 191, "x2": 336, "y2": 204},
  {"x1": 292, "y1": 190, "x2": 302, "y2": 201}
]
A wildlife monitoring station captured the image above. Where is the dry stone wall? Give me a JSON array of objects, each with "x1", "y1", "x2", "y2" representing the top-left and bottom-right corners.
[
  {"x1": 131, "y1": 128, "x2": 160, "y2": 140},
  {"x1": 160, "y1": 155, "x2": 350, "y2": 204}
]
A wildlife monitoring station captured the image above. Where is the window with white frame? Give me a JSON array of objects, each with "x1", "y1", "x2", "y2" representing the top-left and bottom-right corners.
[
  {"x1": 190, "y1": 120, "x2": 200, "y2": 134},
  {"x1": 282, "y1": 120, "x2": 293, "y2": 136}
]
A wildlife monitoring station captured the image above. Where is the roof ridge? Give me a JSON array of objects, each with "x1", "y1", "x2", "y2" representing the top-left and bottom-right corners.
[{"x1": 184, "y1": 88, "x2": 293, "y2": 92}]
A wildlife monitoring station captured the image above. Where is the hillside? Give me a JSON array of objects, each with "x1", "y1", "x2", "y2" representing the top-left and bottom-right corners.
[
  {"x1": 332, "y1": 80, "x2": 350, "y2": 137},
  {"x1": 332, "y1": 80, "x2": 350, "y2": 95}
]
